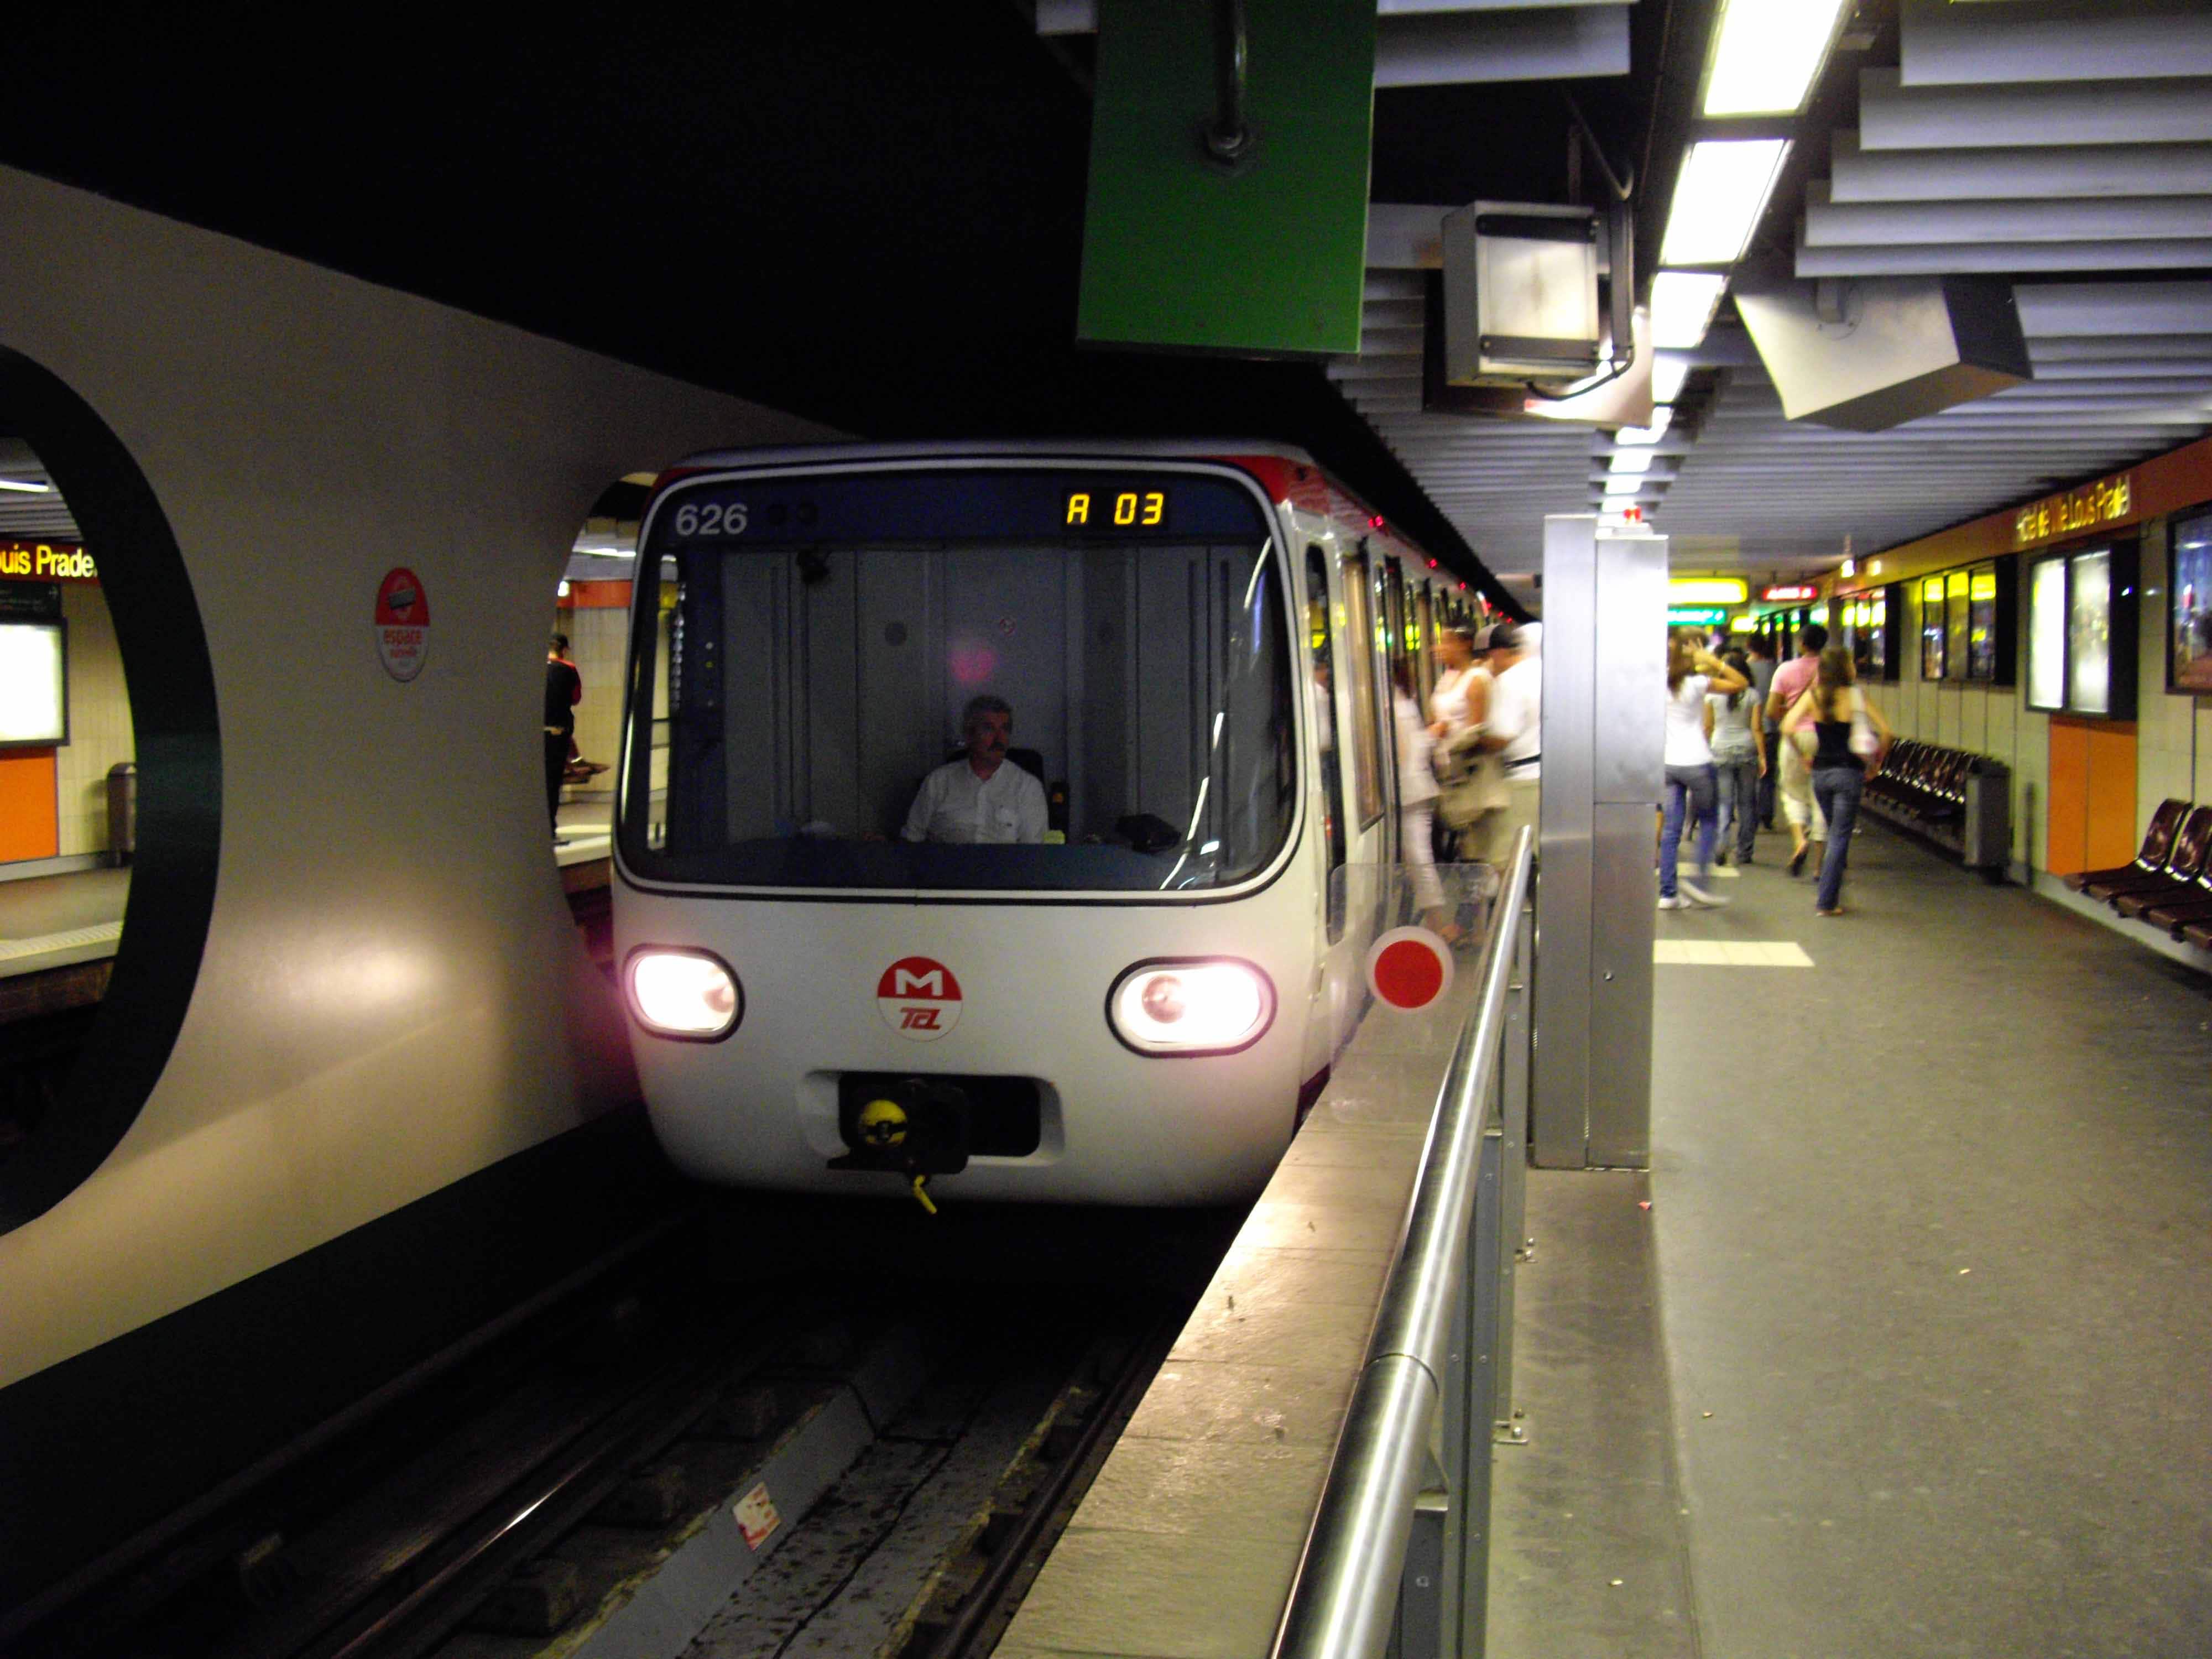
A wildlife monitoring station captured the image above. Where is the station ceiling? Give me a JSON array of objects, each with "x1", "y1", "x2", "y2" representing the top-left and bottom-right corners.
[{"x1": 4, "y1": 4, "x2": 2208, "y2": 609}]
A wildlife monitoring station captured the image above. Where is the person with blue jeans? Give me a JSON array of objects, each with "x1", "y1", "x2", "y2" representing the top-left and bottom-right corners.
[
  {"x1": 1781, "y1": 646, "x2": 1893, "y2": 916},
  {"x1": 1658, "y1": 637, "x2": 1748, "y2": 911},
  {"x1": 1708, "y1": 647, "x2": 1764, "y2": 865}
]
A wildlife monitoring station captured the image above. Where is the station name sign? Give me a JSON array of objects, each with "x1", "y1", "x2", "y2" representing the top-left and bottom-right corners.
[
  {"x1": 1760, "y1": 583, "x2": 1819, "y2": 603},
  {"x1": 0, "y1": 540, "x2": 97, "y2": 582},
  {"x1": 2015, "y1": 474, "x2": 2132, "y2": 550}
]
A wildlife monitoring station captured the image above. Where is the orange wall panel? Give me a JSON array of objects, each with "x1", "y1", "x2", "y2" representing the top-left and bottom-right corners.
[
  {"x1": 2046, "y1": 721, "x2": 2088, "y2": 877},
  {"x1": 0, "y1": 749, "x2": 59, "y2": 863},
  {"x1": 2084, "y1": 722, "x2": 2140, "y2": 874}
]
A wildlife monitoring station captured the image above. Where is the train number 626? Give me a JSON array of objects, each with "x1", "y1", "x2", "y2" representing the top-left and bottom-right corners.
[{"x1": 671, "y1": 501, "x2": 749, "y2": 538}]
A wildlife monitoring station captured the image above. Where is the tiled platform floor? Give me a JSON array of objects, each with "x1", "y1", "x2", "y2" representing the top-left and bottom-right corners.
[{"x1": 1489, "y1": 817, "x2": 2212, "y2": 1656}]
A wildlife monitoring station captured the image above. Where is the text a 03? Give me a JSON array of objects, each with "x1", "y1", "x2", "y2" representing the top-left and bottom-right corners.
[
  {"x1": 670, "y1": 500, "x2": 749, "y2": 538},
  {"x1": 1066, "y1": 490, "x2": 1165, "y2": 528}
]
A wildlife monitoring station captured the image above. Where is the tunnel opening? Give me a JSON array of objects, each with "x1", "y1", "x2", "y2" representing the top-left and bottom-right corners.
[{"x1": 0, "y1": 348, "x2": 218, "y2": 1233}]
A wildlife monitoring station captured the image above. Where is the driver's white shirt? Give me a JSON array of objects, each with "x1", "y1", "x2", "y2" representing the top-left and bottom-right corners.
[{"x1": 902, "y1": 758, "x2": 1048, "y2": 844}]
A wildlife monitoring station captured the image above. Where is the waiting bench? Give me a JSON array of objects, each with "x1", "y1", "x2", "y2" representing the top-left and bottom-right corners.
[
  {"x1": 1861, "y1": 739, "x2": 2010, "y2": 869},
  {"x1": 2068, "y1": 799, "x2": 2212, "y2": 952}
]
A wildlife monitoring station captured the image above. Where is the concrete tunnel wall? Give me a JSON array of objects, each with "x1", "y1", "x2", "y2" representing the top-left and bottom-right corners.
[{"x1": 0, "y1": 164, "x2": 836, "y2": 1387}]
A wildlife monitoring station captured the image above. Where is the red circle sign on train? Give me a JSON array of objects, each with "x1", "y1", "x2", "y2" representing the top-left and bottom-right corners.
[
  {"x1": 1366, "y1": 926, "x2": 1454, "y2": 1011},
  {"x1": 876, "y1": 956, "x2": 963, "y2": 1040},
  {"x1": 373, "y1": 567, "x2": 431, "y2": 682}
]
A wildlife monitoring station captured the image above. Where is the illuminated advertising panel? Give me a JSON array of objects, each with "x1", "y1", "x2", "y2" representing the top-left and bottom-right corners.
[
  {"x1": 0, "y1": 620, "x2": 66, "y2": 748},
  {"x1": 2168, "y1": 508, "x2": 2212, "y2": 695}
]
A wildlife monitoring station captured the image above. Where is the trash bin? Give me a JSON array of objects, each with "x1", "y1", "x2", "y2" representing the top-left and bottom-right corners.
[
  {"x1": 106, "y1": 761, "x2": 137, "y2": 867},
  {"x1": 1962, "y1": 758, "x2": 2009, "y2": 873}
]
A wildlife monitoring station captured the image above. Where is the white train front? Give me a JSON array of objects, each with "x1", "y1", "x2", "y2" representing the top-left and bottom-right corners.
[{"x1": 612, "y1": 443, "x2": 1479, "y2": 1205}]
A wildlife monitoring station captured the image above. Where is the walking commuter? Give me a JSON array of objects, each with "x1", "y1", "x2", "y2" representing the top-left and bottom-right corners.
[
  {"x1": 1708, "y1": 648, "x2": 1764, "y2": 865},
  {"x1": 1782, "y1": 647, "x2": 1891, "y2": 916},
  {"x1": 1746, "y1": 635, "x2": 1780, "y2": 828},
  {"x1": 1473, "y1": 623, "x2": 1541, "y2": 860},
  {"x1": 1766, "y1": 623, "x2": 1830, "y2": 877},
  {"x1": 1658, "y1": 635, "x2": 1747, "y2": 910},
  {"x1": 1392, "y1": 662, "x2": 1461, "y2": 943}
]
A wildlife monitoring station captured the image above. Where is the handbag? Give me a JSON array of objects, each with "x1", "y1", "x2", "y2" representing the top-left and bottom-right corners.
[{"x1": 1848, "y1": 690, "x2": 1881, "y2": 759}]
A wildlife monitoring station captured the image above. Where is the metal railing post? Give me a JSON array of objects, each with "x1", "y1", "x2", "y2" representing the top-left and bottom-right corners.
[{"x1": 1492, "y1": 906, "x2": 1533, "y2": 1446}]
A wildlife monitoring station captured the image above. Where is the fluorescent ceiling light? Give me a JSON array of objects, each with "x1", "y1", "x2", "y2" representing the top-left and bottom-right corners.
[
  {"x1": 1650, "y1": 272, "x2": 1729, "y2": 349},
  {"x1": 1659, "y1": 139, "x2": 1791, "y2": 267},
  {"x1": 1615, "y1": 408, "x2": 1675, "y2": 445},
  {"x1": 1609, "y1": 450, "x2": 1654, "y2": 475},
  {"x1": 1704, "y1": 0, "x2": 1849, "y2": 118},
  {"x1": 0, "y1": 478, "x2": 53, "y2": 494},
  {"x1": 1603, "y1": 476, "x2": 1645, "y2": 496},
  {"x1": 1651, "y1": 356, "x2": 1691, "y2": 405}
]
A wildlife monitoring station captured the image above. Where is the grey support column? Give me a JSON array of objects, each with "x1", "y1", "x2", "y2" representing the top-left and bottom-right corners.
[{"x1": 1531, "y1": 515, "x2": 1664, "y2": 1168}]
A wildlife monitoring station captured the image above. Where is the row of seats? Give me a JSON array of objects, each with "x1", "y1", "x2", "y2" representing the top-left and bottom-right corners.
[
  {"x1": 1861, "y1": 740, "x2": 2008, "y2": 867},
  {"x1": 2064, "y1": 799, "x2": 2212, "y2": 951}
]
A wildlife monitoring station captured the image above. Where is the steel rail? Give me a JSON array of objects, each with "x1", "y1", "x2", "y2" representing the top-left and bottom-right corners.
[{"x1": 1272, "y1": 828, "x2": 1535, "y2": 1659}]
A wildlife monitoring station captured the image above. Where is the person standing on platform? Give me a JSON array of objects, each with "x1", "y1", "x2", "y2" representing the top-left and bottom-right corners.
[
  {"x1": 1746, "y1": 634, "x2": 1779, "y2": 828},
  {"x1": 1782, "y1": 646, "x2": 1892, "y2": 917},
  {"x1": 1709, "y1": 648, "x2": 1764, "y2": 866},
  {"x1": 1658, "y1": 635, "x2": 1745, "y2": 909},
  {"x1": 1474, "y1": 622, "x2": 1541, "y2": 860},
  {"x1": 544, "y1": 633, "x2": 582, "y2": 836},
  {"x1": 1392, "y1": 662, "x2": 1460, "y2": 943},
  {"x1": 1430, "y1": 625, "x2": 1498, "y2": 864},
  {"x1": 1766, "y1": 622, "x2": 1830, "y2": 878}
]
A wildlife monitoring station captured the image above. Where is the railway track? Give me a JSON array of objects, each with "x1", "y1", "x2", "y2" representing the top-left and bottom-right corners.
[{"x1": 12, "y1": 1201, "x2": 1228, "y2": 1659}]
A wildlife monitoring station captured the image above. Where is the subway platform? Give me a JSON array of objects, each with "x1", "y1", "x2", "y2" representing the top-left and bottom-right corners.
[{"x1": 1489, "y1": 817, "x2": 2212, "y2": 1657}]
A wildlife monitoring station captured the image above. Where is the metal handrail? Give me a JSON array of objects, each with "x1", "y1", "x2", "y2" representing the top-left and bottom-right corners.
[{"x1": 1272, "y1": 827, "x2": 1536, "y2": 1659}]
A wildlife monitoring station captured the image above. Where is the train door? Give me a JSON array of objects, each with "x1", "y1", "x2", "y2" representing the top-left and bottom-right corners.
[
  {"x1": 1414, "y1": 583, "x2": 1436, "y2": 709},
  {"x1": 1304, "y1": 545, "x2": 1347, "y2": 943},
  {"x1": 1338, "y1": 545, "x2": 1388, "y2": 868}
]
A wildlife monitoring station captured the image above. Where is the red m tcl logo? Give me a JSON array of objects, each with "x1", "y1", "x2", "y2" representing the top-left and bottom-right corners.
[{"x1": 877, "y1": 956, "x2": 963, "y2": 1042}]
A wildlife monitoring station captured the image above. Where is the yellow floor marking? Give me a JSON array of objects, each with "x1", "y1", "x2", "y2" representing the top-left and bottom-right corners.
[{"x1": 1654, "y1": 938, "x2": 1812, "y2": 967}]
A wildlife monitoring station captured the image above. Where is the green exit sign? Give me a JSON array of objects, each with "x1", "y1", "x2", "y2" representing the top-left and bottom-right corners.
[{"x1": 1668, "y1": 606, "x2": 1730, "y2": 627}]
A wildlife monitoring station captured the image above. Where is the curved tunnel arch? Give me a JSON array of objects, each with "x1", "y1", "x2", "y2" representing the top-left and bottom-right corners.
[{"x1": 0, "y1": 347, "x2": 221, "y2": 1234}]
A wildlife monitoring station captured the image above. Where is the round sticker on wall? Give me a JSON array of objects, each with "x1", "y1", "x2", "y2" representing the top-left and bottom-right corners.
[
  {"x1": 373, "y1": 566, "x2": 430, "y2": 682},
  {"x1": 877, "y1": 956, "x2": 963, "y2": 1041}
]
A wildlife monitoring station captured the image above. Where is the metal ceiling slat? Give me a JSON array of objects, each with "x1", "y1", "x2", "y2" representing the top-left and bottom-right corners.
[
  {"x1": 1828, "y1": 132, "x2": 2212, "y2": 203},
  {"x1": 1803, "y1": 183, "x2": 2212, "y2": 247},
  {"x1": 1858, "y1": 67, "x2": 2212, "y2": 150},
  {"x1": 1898, "y1": 0, "x2": 2212, "y2": 88},
  {"x1": 1795, "y1": 234, "x2": 2212, "y2": 276}
]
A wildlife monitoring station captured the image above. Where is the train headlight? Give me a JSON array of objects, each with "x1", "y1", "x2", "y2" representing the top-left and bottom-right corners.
[
  {"x1": 625, "y1": 948, "x2": 742, "y2": 1040},
  {"x1": 1108, "y1": 959, "x2": 1274, "y2": 1056}
]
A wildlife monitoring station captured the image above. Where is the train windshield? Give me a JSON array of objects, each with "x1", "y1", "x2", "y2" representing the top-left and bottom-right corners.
[{"x1": 617, "y1": 466, "x2": 1297, "y2": 894}]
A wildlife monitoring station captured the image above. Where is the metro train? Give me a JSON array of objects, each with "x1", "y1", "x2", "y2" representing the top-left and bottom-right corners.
[{"x1": 612, "y1": 442, "x2": 1494, "y2": 1206}]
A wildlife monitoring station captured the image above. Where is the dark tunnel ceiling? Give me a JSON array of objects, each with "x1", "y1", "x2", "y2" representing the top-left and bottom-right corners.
[{"x1": 3, "y1": 7, "x2": 1672, "y2": 609}]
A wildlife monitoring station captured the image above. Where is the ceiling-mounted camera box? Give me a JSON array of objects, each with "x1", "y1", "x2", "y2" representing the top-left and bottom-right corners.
[
  {"x1": 1731, "y1": 274, "x2": 2031, "y2": 432},
  {"x1": 1440, "y1": 201, "x2": 1603, "y2": 387}
]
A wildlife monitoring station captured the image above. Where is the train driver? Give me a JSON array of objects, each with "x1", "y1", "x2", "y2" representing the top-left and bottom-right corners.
[{"x1": 901, "y1": 693, "x2": 1048, "y2": 844}]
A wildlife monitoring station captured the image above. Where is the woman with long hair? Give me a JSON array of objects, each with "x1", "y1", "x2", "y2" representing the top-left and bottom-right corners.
[
  {"x1": 1708, "y1": 646, "x2": 1764, "y2": 865},
  {"x1": 1660, "y1": 633, "x2": 1749, "y2": 910},
  {"x1": 1781, "y1": 646, "x2": 1893, "y2": 916}
]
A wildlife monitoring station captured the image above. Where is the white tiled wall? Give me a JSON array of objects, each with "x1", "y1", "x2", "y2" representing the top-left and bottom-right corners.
[
  {"x1": 552, "y1": 603, "x2": 628, "y2": 800},
  {"x1": 54, "y1": 582, "x2": 135, "y2": 858}
]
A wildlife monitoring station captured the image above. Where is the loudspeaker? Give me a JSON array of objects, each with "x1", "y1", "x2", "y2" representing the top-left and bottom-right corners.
[{"x1": 1731, "y1": 274, "x2": 2031, "y2": 432}]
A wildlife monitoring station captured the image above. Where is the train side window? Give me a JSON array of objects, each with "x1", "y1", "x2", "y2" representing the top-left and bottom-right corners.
[
  {"x1": 1339, "y1": 550, "x2": 1384, "y2": 829},
  {"x1": 1305, "y1": 547, "x2": 1346, "y2": 936}
]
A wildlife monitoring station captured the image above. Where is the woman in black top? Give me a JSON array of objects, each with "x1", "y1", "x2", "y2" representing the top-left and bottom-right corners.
[{"x1": 1781, "y1": 646, "x2": 1892, "y2": 916}]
